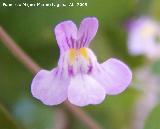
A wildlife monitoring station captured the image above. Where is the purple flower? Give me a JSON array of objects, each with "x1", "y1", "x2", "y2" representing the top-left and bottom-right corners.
[
  {"x1": 31, "y1": 17, "x2": 132, "y2": 107},
  {"x1": 127, "y1": 17, "x2": 160, "y2": 59}
]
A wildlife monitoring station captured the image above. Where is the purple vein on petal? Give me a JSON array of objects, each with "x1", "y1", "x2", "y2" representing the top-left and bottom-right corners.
[
  {"x1": 87, "y1": 65, "x2": 93, "y2": 74},
  {"x1": 70, "y1": 36, "x2": 74, "y2": 48},
  {"x1": 65, "y1": 37, "x2": 71, "y2": 48},
  {"x1": 79, "y1": 33, "x2": 84, "y2": 48},
  {"x1": 83, "y1": 27, "x2": 90, "y2": 47},
  {"x1": 68, "y1": 65, "x2": 74, "y2": 76},
  {"x1": 82, "y1": 28, "x2": 88, "y2": 46}
]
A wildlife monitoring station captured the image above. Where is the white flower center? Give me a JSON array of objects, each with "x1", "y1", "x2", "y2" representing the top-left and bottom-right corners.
[
  {"x1": 142, "y1": 23, "x2": 156, "y2": 38},
  {"x1": 61, "y1": 48, "x2": 97, "y2": 76}
]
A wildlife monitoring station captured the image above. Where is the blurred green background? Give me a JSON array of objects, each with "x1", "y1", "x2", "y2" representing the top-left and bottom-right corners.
[{"x1": 0, "y1": 0, "x2": 160, "y2": 129}]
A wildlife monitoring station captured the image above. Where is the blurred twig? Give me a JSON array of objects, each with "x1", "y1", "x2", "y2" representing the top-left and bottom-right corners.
[
  {"x1": 0, "y1": 27, "x2": 40, "y2": 74},
  {"x1": 0, "y1": 104, "x2": 22, "y2": 129},
  {"x1": 53, "y1": 109, "x2": 68, "y2": 129},
  {"x1": 0, "y1": 26, "x2": 103, "y2": 129}
]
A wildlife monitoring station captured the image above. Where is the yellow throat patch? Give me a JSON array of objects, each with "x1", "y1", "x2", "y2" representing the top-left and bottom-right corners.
[{"x1": 68, "y1": 48, "x2": 89, "y2": 64}]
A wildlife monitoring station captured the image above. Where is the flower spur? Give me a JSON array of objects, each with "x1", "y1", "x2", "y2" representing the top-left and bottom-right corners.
[{"x1": 31, "y1": 17, "x2": 132, "y2": 107}]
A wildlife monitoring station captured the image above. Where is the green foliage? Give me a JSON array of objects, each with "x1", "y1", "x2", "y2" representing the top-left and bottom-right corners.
[
  {"x1": 0, "y1": 0, "x2": 160, "y2": 129},
  {"x1": 12, "y1": 97, "x2": 54, "y2": 129},
  {"x1": 144, "y1": 104, "x2": 160, "y2": 129},
  {"x1": 151, "y1": 59, "x2": 160, "y2": 75},
  {"x1": 0, "y1": 104, "x2": 21, "y2": 129}
]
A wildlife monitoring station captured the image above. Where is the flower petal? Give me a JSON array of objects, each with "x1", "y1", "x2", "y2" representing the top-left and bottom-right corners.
[
  {"x1": 92, "y1": 58, "x2": 132, "y2": 95},
  {"x1": 128, "y1": 17, "x2": 159, "y2": 56},
  {"x1": 31, "y1": 69, "x2": 69, "y2": 105},
  {"x1": 78, "y1": 17, "x2": 98, "y2": 47},
  {"x1": 68, "y1": 74, "x2": 105, "y2": 106},
  {"x1": 54, "y1": 21, "x2": 77, "y2": 52}
]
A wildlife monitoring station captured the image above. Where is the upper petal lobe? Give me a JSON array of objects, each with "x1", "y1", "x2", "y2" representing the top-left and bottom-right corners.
[
  {"x1": 55, "y1": 21, "x2": 77, "y2": 52},
  {"x1": 78, "y1": 17, "x2": 98, "y2": 47}
]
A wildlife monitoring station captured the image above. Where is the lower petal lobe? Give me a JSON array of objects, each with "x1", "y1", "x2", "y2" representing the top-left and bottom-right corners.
[
  {"x1": 92, "y1": 58, "x2": 132, "y2": 95},
  {"x1": 31, "y1": 69, "x2": 69, "y2": 105},
  {"x1": 68, "y1": 74, "x2": 105, "y2": 106}
]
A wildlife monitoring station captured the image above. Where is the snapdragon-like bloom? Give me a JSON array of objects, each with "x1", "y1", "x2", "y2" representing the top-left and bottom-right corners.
[
  {"x1": 31, "y1": 17, "x2": 132, "y2": 106},
  {"x1": 127, "y1": 17, "x2": 160, "y2": 59}
]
